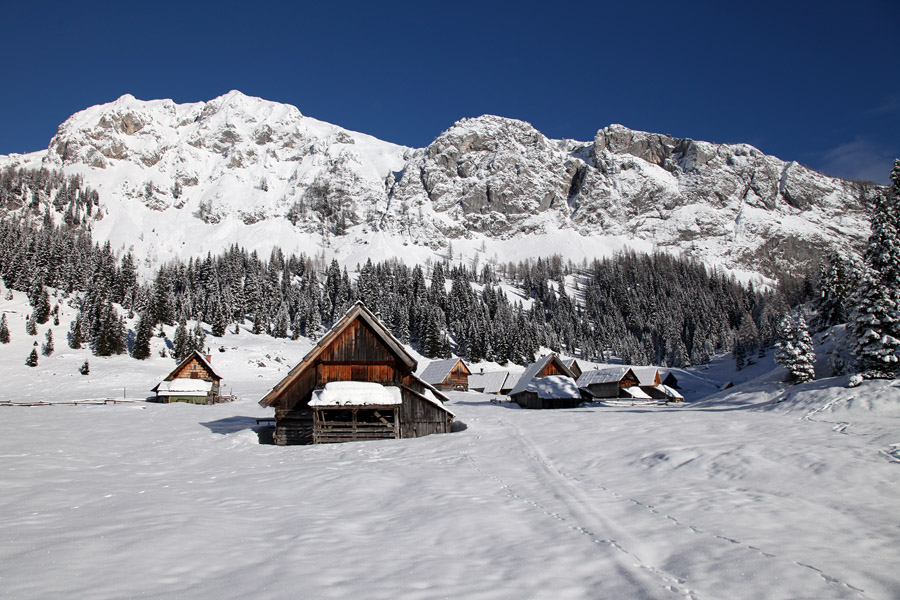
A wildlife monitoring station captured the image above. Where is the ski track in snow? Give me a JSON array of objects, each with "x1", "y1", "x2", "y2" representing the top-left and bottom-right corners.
[
  {"x1": 460, "y1": 413, "x2": 872, "y2": 600},
  {"x1": 799, "y1": 394, "x2": 900, "y2": 465}
]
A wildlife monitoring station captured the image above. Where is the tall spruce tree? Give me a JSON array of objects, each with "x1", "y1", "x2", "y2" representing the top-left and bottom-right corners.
[
  {"x1": 42, "y1": 329, "x2": 54, "y2": 356},
  {"x1": 26, "y1": 348, "x2": 38, "y2": 367},
  {"x1": 173, "y1": 321, "x2": 189, "y2": 361},
  {"x1": 132, "y1": 312, "x2": 153, "y2": 360},
  {"x1": 26, "y1": 314, "x2": 37, "y2": 336},
  {"x1": 853, "y1": 160, "x2": 900, "y2": 378},
  {"x1": 0, "y1": 313, "x2": 9, "y2": 343},
  {"x1": 775, "y1": 313, "x2": 816, "y2": 384}
]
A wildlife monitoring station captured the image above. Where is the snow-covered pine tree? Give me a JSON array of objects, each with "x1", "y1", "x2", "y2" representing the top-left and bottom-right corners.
[
  {"x1": 774, "y1": 314, "x2": 795, "y2": 367},
  {"x1": 26, "y1": 314, "x2": 37, "y2": 335},
  {"x1": 0, "y1": 313, "x2": 9, "y2": 343},
  {"x1": 132, "y1": 312, "x2": 153, "y2": 360},
  {"x1": 31, "y1": 284, "x2": 51, "y2": 324},
  {"x1": 26, "y1": 348, "x2": 38, "y2": 367},
  {"x1": 94, "y1": 303, "x2": 127, "y2": 356},
  {"x1": 173, "y1": 321, "x2": 189, "y2": 361},
  {"x1": 791, "y1": 314, "x2": 816, "y2": 383},
  {"x1": 733, "y1": 335, "x2": 746, "y2": 371},
  {"x1": 813, "y1": 251, "x2": 860, "y2": 331},
  {"x1": 192, "y1": 322, "x2": 206, "y2": 355},
  {"x1": 69, "y1": 313, "x2": 84, "y2": 349},
  {"x1": 42, "y1": 329, "x2": 54, "y2": 356},
  {"x1": 79, "y1": 360, "x2": 89, "y2": 375},
  {"x1": 211, "y1": 301, "x2": 227, "y2": 337},
  {"x1": 271, "y1": 302, "x2": 290, "y2": 338},
  {"x1": 853, "y1": 160, "x2": 900, "y2": 379},
  {"x1": 775, "y1": 313, "x2": 816, "y2": 384}
]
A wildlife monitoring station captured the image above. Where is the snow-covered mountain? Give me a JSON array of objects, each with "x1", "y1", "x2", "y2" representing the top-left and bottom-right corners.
[{"x1": 1, "y1": 91, "x2": 872, "y2": 276}]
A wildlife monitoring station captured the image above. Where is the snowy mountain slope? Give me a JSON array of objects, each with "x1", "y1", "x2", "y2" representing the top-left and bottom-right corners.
[{"x1": 0, "y1": 92, "x2": 873, "y2": 277}]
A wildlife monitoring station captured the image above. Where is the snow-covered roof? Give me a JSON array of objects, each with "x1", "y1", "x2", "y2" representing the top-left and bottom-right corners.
[
  {"x1": 510, "y1": 354, "x2": 574, "y2": 396},
  {"x1": 656, "y1": 384, "x2": 684, "y2": 400},
  {"x1": 525, "y1": 375, "x2": 581, "y2": 400},
  {"x1": 155, "y1": 379, "x2": 213, "y2": 396},
  {"x1": 502, "y1": 373, "x2": 520, "y2": 391},
  {"x1": 471, "y1": 371, "x2": 509, "y2": 394},
  {"x1": 419, "y1": 358, "x2": 468, "y2": 385},
  {"x1": 621, "y1": 386, "x2": 652, "y2": 399},
  {"x1": 309, "y1": 382, "x2": 403, "y2": 407},
  {"x1": 629, "y1": 367, "x2": 660, "y2": 386},
  {"x1": 577, "y1": 367, "x2": 633, "y2": 387}
]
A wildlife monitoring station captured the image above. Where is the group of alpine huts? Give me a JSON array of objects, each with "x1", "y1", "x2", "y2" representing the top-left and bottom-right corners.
[{"x1": 153, "y1": 301, "x2": 683, "y2": 446}]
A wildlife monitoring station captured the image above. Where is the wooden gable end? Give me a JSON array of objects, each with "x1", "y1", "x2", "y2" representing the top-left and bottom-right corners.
[
  {"x1": 274, "y1": 316, "x2": 411, "y2": 412},
  {"x1": 443, "y1": 359, "x2": 470, "y2": 389},
  {"x1": 168, "y1": 356, "x2": 218, "y2": 382},
  {"x1": 619, "y1": 371, "x2": 640, "y2": 388},
  {"x1": 538, "y1": 359, "x2": 568, "y2": 378},
  {"x1": 318, "y1": 317, "x2": 402, "y2": 365}
]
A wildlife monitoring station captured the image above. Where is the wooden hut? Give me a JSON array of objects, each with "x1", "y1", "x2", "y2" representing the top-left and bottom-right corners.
[
  {"x1": 509, "y1": 354, "x2": 581, "y2": 409},
  {"x1": 576, "y1": 367, "x2": 639, "y2": 399},
  {"x1": 152, "y1": 350, "x2": 223, "y2": 404},
  {"x1": 420, "y1": 358, "x2": 471, "y2": 391},
  {"x1": 258, "y1": 302, "x2": 454, "y2": 445}
]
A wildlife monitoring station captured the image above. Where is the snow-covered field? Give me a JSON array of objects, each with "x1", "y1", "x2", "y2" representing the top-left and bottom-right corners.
[{"x1": 2, "y1": 287, "x2": 900, "y2": 599}]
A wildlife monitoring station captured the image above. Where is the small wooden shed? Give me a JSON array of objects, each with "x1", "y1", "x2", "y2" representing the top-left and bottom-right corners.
[
  {"x1": 509, "y1": 354, "x2": 581, "y2": 409},
  {"x1": 258, "y1": 302, "x2": 454, "y2": 445},
  {"x1": 152, "y1": 350, "x2": 223, "y2": 404},
  {"x1": 576, "y1": 367, "x2": 639, "y2": 399},
  {"x1": 420, "y1": 358, "x2": 471, "y2": 391}
]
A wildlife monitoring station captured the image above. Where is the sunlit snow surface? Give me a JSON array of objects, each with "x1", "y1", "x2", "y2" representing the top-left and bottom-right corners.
[{"x1": 1, "y1": 289, "x2": 900, "y2": 599}]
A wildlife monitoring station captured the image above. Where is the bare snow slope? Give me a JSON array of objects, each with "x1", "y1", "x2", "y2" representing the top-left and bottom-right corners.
[
  {"x1": 1, "y1": 386, "x2": 898, "y2": 599},
  {"x1": 0, "y1": 92, "x2": 872, "y2": 278}
]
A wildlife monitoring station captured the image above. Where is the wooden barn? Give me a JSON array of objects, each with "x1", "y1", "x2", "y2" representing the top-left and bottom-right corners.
[
  {"x1": 509, "y1": 354, "x2": 581, "y2": 409},
  {"x1": 152, "y1": 350, "x2": 223, "y2": 404},
  {"x1": 420, "y1": 358, "x2": 471, "y2": 391},
  {"x1": 258, "y1": 302, "x2": 454, "y2": 445},
  {"x1": 576, "y1": 367, "x2": 640, "y2": 399}
]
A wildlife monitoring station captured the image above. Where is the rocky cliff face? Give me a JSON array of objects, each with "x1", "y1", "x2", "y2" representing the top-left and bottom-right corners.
[{"x1": 0, "y1": 92, "x2": 872, "y2": 277}]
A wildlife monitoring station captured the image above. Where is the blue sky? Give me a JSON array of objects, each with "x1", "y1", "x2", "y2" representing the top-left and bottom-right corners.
[{"x1": 2, "y1": 1, "x2": 898, "y2": 183}]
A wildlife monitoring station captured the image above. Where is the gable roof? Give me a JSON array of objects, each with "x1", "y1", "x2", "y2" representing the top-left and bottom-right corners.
[
  {"x1": 258, "y1": 302, "x2": 417, "y2": 408},
  {"x1": 576, "y1": 367, "x2": 635, "y2": 387},
  {"x1": 477, "y1": 371, "x2": 510, "y2": 394},
  {"x1": 419, "y1": 358, "x2": 470, "y2": 385},
  {"x1": 501, "y1": 373, "x2": 520, "y2": 392},
  {"x1": 526, "y1": 375, "x2": 581, "y2": 400},
  {"x1": 152, "y1": 350, "x2": 222, "y2": 392},
  {"x1": 510, "y1": 354, "x2": 575, "y2": 396},
  {"x1": 629, "y1": 366, "x2": 660, "y2": 386}
]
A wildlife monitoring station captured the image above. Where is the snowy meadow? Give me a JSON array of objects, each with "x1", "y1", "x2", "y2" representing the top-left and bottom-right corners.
[{"x1": 1, "y1": 343, "x2": 899, "y2": 599}]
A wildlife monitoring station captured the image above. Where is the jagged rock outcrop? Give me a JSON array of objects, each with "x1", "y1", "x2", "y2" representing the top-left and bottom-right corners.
[{"x1": 0, "y1": 92, "x2": 874, "y2": 277}]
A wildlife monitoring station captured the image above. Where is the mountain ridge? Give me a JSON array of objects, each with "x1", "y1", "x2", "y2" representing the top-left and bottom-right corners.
[{"x1": 0, "y1": 91, "x2": 873, "y2": 278}]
